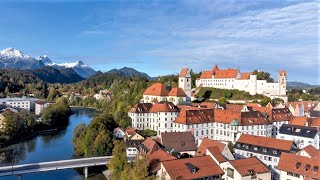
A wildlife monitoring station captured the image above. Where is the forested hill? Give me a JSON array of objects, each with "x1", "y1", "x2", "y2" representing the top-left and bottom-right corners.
[
  {"x1": 28, "y1": 66, "x2": 84, "y2": 84},
  {"x1": 0, "y1": 69, "x2": 44, "y2": 95}
]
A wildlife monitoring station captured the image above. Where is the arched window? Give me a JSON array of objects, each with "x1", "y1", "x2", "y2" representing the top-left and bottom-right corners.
[
  {"x1": 201, "y1": 130, "x2": 204, "y2": 135},
  {"x1": 145, "y1": 96, "x2": 149, "y2": 100}
]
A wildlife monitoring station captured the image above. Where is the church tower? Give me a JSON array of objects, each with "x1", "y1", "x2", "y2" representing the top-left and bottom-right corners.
[
  {"x1": 179, "y1": 68, "x2": 191, "y2": 101},
  {"x1": 278, "y1": 70, "x2": 287, "y2": 96}
]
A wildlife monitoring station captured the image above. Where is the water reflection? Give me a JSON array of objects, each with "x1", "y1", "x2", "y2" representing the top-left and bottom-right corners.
[
  {"x1": 0, "y1": 143, "x2": 27, "y2": 165},
  {"x1": 0, "y1": 108, "x2": 101, "y2": 180}
]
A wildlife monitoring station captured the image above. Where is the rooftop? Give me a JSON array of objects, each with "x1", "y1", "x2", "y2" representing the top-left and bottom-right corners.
[
  {"x1": 160, "y1": 132, "x2": 197, "y2": 152},
  {"x1": 229, "y1": 157, "x2": 270, "y2": 177},
  {"x1": 278, "y1": 153, "x2": 320, "y2": 179},
  {"x1": 279, "y1": 124, "x2": 318, "y2": 138},
  {"x1": 161, "y1": 156, "x2": 224, "y2": 179},
  {"x1": 236, "y1": 134, "x2": 295, "y2": 151}
]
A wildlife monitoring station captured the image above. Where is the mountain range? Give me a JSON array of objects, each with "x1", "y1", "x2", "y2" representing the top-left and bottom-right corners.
[
  {"x1": 106, "y1": 67, "x2": 151, "y2": 80},
  {"x1": 0, "y1": 48, "x2": 96, "y2": 78}
]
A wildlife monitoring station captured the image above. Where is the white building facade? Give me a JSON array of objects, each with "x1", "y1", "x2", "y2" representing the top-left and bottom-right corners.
[
  {"x1": 195, "y1": 65, "x2": 287, "y2": 101},
  {"x1": 277, "y1": 124, "x2": 319, "y2": 149},
  {"x1": 234, "y1": 134, "x2": 298, "y2": 180}
]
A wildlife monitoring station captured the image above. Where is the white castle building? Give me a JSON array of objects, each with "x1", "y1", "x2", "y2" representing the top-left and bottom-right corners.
[{"x1": 195, "y1": 65, "x2": 287, "y2": 102}]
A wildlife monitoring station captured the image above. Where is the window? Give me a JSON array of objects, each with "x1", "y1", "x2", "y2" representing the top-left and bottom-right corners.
[
  {"x1": 263, "y1": 148, "x2": 267, "y2": 153},
  {"x1": 273, "y1": 150, "x2": 277, "y2": 154},
  {"x1": 227, "y1": 168, "x2": 234, "y2": 178},
  {"x1": 268, "y1": 157, "x2": 272, "y2": 161}
]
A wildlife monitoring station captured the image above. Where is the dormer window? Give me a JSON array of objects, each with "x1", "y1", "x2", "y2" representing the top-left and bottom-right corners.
[
  {"x1": 296, "y1": 162, "x2": 301, "y2": 169},
  {"x1": 313, "y1": 166, "x2": 319, "y2": 174},
  {"x1": 185, "y1": 163, "x2": 198, "y2": 174},
  {"x1": 273, "y1": 150, "x2": 277, "y2": 154},
  {"x1": 306, "y1": 164, "x2": 311, "y2": 172},
  {"x1": 263, "y1": 148, "x2": 267, "y2": 153}
]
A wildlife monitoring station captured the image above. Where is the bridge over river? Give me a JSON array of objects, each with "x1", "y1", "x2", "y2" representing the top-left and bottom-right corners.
[{"x1": 0, "y1": 156, "x2": 134, "y2": 179}]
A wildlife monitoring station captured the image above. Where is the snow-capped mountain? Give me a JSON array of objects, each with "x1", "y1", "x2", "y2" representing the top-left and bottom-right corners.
[
  {"x1": 0, "y1": 48, "x2": 44, "y2": 69},
  {"x1": 36, "y1": 55, "x2": 53, "y2": 65},
  {"x1": 0, "y1": 48, "x2": 96, "y2": 78},
  {"x1": 50, "y1": 61, "x2": 96, "y2": 78}
]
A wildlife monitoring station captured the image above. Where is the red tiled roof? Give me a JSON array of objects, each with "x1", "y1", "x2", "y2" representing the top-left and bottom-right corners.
[
  {"x1": 279, "y1": 70, "x2": 287, "y2": 76},
  {"x1": 278, "y1": 153, "x2": 320, "y2": 179},
  {"x1": 190, "y1": 102, "x2": 216, "y2": 109},
  {"x1": 161, "y1": 156, "x2": 224, "y2": 179},
  {"x1": 149, "y1": 102, "x2": 179, "y2": 113},
  {"x1": 299, "y1": 145, "x2": 320, "y2": 158},
  {"x1": 251, "y1": 106, "x2": 272, "y2": 120},
  {"x1": 179, "y1": 68, "x2": 189, "y2": 77},
  {"x1": 207, "y1": 146, "x2": 227, "y2": 163},
  {"x1": 196, "y1": 138, "x2": 226, "y2": 156},
  {"x1": 214, "y1": 109, "x2": 241, "y2": 124},
  {"x1": 129, "y1": 103, "x2": 153, "y2": 113},
  {"x1": 214, "y1": 109, "x2": 270, "y2": 125},
  {"x1": 246, "y1": 103, "x2": 261, "y2": 107},
  {"x1": 271, "y1": 108, "x2": 292, "y2": 122},
  {"x1": 143, "y1": 83, "x2": 169, "y2": 96},
  {"x1": 229, "y1": 157, "x2": 270, "y2": 176},
  {"x1": 238, "y1": 72, "x2": 252, "y2": 80},
  {"x1": 213, "y1": 65, "x2": 219, "y2": 72},
  {"x1": 139, "y1": 137, "x2": 160, "y2": 155},
  {"x1": 199, "y1": 70, "x2": 213, "y2": 79},
  {"x1": 161, "y1": 132, "x2": 197, "y2": 152},
  {"x1": 148, "y1": 149, "x2": 176, "y2": 173},
  {"x1": 225, "y1": 104, "x2": 246, "y2": 111},
  {"x1": 291, "y1": 116, "x2": 308, "y2": 126},
  {"x1": 125, "y1": 127, "x2": 136, "y2": 136},
  {"x1": 291, "y1": 117, "x2": 320, "y2": 130},
  {"x1": 168, "y1": 87, "x2": 187, "y2": 97},
  {"x1": 240, "y1": 111, "x2": 271, "y2": 125},
  {"x1": 174, "y1": 108, "x2": 214, "y2": 125},
  {"x1": 237, "y1": 134, "x2": 295, "y2": 151},
  {"x1": 214, "y1": 69, "x2": 238, "y2": 78}
]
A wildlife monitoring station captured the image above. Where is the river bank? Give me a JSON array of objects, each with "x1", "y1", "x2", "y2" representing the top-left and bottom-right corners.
[{"x1": 0, "y1": 108, "x2": 105, "y2": 180}]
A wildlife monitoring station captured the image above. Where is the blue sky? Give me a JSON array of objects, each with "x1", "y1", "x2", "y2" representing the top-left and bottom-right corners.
[{"x1": 0, "y1": 0, "x2": 319, "y2": 84}]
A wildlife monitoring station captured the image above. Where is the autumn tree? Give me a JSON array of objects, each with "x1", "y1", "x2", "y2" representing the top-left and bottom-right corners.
[{"x1": 107, "y1": 140, "x2": 127, "y2": 179}]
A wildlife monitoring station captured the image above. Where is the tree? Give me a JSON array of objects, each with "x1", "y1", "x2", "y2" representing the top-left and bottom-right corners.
[
  {"x1": 26, "y1": 114, "x2": 36, "y2": 129},
  {"x1": 79, "y1": 112, "x2": 117, "y2": 157},
  {"x1": 47, "y1": 87, "x2": 58, "y2": 101},
  {"x1": 73, "y1": 123, "x2": 86, "y2": 156},
  {"x1": 107, "y1": 140, "x2": 128, "y2": 179},
  {"x1": 218, "y1": 97, "x2": 228, "y2": 105},
  {"x1": 2, "y1": 111, "x2": 24, "y2": 138},
  {"x1": 126, "y1": 156, "x2": 154, "y2": 180},
  {"x1": 260, "y1": 96, "x2": 271, "y2": 106},
  {"x1": 223, "y1": 90, "x2": 233, "y2": 98},
  {"x1": 252, "y1": 70, "x2": 274, "y2": 82},
  {"x1": 41, "y1": 98, "x2": 71, "y2": 126}
]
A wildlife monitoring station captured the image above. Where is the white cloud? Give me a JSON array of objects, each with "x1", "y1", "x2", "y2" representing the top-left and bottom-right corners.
[{"x1": 145, "y1": 1, "x2": 319, "y2": 84}]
